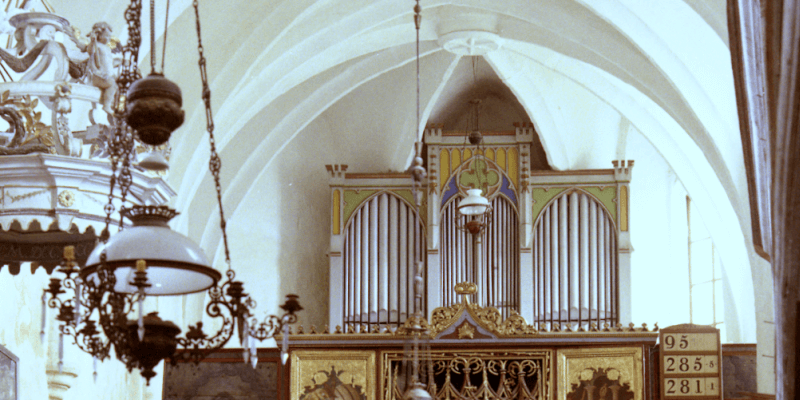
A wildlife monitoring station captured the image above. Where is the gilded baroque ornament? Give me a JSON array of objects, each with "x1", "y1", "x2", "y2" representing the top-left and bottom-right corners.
[
  {"x1": 557, "y1": 347, "x2": 643, "y2": 400},
  {"x1": 57, "y1": 190, "x2": 75, "y2": 207},
  {"x1": 428, "y1": 282, "x2": 540, "y2": 337},
  {"x1": 382, "y1": 349, "x2": 551, "y2": 400},
  {"x1": 291, "y1": 350, "x2": 375, "y2": 400},
  {"x1": 457, "y1": 324, "x2": 475, "y2": 339}
]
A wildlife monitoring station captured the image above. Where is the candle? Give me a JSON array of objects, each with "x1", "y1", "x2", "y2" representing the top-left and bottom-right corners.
[
  {"x1": 242, "y1": 319, "x2": 250, "y2": 364},
  {"x1": 40, "y1": 292, "x2": 46, "y2": 342},
  {"x1": 137, "y1": 295, "x2": 145, "y2": 341},
  {"x1": 75, "y1": 283, "x2": 82, "y2": 325},
  {"x1": 58, "y1": 333, "x2": 64, "y2": 373},
  {"x1": 281, "y1": 322, "x2": 289, "y2": 365},
  {"x1": 250, "y1": 329, "x2": 257, "y2": 369}
]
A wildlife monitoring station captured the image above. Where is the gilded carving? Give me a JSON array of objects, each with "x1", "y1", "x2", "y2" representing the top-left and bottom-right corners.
[
  {"x1": 382, "y1": 349, "x2": 551, "y2": 400},
  {"x1": 300, "y1": 365, "x2": 367, "y2": 400},
  {"x1": 291, "y1": 350, "x2": 375, "y2": 400},
  {"x1": 57, "y1": 190, "x2": 75, "y2": 207},
  {"x1": 454, "y1": 281, "x2": 477, "y2": 296},
  {"x1": 457, "y1": 324, "x2": 474, "y2": 339},
  {"x1": 557, "y1": 347, "x2": 643, "y2": 400},
  {"x1": 424, "y1": 284, "x2": 657, "y2": 339},
  {"x1": 429, "y1": 282, "x2": 538, "y2": 337},
  {"x1": 497, "y1": 311, "x2": 538, "y2": 335},
  {"x1": 0, "y1": 92, "x2": 52, "y2": 155}
]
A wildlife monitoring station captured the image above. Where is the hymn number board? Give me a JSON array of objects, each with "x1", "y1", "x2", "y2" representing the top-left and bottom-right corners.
[{"x1": 659, "y1": 324, "x2": 722, "y2": 399}]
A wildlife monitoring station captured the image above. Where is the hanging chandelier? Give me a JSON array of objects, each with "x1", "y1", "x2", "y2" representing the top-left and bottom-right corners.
[
  {"x1": 402, "y1": 1, "x2": 432, "y2": 399},
  {"x1": 42, "y1": 0, "x2": 301, "y2": 384},
  {"x1": 457, "y1": 73, "x2": 492, "y2": 235}
]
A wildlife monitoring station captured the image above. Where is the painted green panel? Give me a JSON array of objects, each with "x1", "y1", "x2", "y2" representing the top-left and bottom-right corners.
[
  {"x1": 531, "y1": 187, "x2": 567, "y2": 223},
  {"x1": 392, "y1": 189, "x2": 427, "y2": 227},
  {"x1": 582, "y1": 186, "x2": 618, "y2": 222},
  {"x1": 392, "y1": 189, "x2": 416, "y2": 209},
  {"x1": 342, "y1": 189, "x2": 377, "y2": 227}
]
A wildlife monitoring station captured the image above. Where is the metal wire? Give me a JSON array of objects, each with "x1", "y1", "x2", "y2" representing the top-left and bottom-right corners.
[
  {"x1": 414, "y1": 0, "x2": 421, "y2": 159},
  {"x1": 161, "y1": 0, "x2": 170, "y2": 73}
]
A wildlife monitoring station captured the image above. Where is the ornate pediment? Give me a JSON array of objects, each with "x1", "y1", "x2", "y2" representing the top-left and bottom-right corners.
[{"x1": 427, "y1": 282, "x2": 538, "y2": 339}]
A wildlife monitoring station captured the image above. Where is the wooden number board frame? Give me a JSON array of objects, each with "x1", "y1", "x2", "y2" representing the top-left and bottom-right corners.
[{"x1": 659, "y1": 324, "x2": 723, "y2": 400}]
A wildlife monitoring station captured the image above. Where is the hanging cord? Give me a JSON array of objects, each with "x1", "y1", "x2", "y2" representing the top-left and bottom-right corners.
[
  {"x1": 161, "y1": 0, "x2": 170, "y2": 73},
  {"x1": 149, "y1": 0, "x2": 156, "y2": 74},
  {"x1": 193, "y1": 0, "x2": 232, "y2": 271},
  {"x1": 410, "y1": 0, "x2": 426, "y2": 262},
  {"x1": 409, "y1": 0, "x2": 424, "y2": 205},
  {"x1": 410, "y1": 0, "x2": 427, "y2": 388},
  {"x1": 414, "y1": 0, "x2": 421, "y2": 160}
]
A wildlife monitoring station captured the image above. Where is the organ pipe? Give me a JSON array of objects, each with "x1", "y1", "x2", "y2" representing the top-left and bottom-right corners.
[
  {"x1": 533, "y1": 190, "x2": 619, "y2": 329},
  {"x1": 438, "y1": 195, "x2": 519, "y2": 319},
  {"x1": 340, "y1": 193, "x2": 424, "y2": 329}
]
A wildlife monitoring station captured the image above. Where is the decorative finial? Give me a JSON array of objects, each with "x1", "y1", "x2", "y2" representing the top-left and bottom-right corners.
[
  {"x1": 454, "y1": 282, "x2": 477, "y2": 304},
  {"x1": 413, "y1": 0, "x2": 422, "y2": 30}
]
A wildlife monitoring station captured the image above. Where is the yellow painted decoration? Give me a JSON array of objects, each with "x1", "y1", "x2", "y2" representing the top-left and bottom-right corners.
[
  {"x1": 343, "y1": 189, "x2": 378, "y2": 228},
  {"x1": 485, "y1": 148, "x2": 495, "y2": 162},
  {"x1": 496, "y1": 148, "x2": 507, "y2": 172},
  {"x1": 620, "y1": 185, "x2": 629, "y2": 231},
  {"x1": 531, "y1": 187, "x2": 567, "y2": 224},
  {"x1": 450, "y1": 148, "x2": 461, "y2": 175},
  {"x1": 440, "y1": 149, "x2": 450, "y2": 190},
  {"x1": 508, "y1": 148, "x2": 519, "y2": 189},
  {"x1": 464, "y1": 148, "x2": 472, "y2": 161},
  {"x1": 333, "y1": 189, "x2": 341, "y2": 235},
  {"x1": 583, "y1": 186, "x2": 618, "y2": 223}
]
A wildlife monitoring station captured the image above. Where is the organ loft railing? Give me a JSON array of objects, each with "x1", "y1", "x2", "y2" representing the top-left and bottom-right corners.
[
  {"x1": 327, "y1": 126, "x2": 633, "y2": 331},
  {"x1": 290, "y1": 283, "x2": 657, "y2": 400}
]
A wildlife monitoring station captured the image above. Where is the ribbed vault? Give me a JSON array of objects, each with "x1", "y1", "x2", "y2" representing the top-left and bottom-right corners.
[{"x1": 48, "y1": 0, "x2": 757, "y2": 340}]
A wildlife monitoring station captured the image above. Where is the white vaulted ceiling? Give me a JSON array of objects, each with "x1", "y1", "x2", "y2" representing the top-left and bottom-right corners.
[{"x1": 47, "y1": 0, "x2": 755, "y2": 333}]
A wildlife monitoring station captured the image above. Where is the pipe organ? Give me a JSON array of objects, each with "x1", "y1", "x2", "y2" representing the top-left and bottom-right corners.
[
  {"x1": 439, "y1": 186, "x2": 520, "y2": 319},
  {"x1": 533, "y1": 190, "x2": 618, "y2": 329},
  {"x1": 342, "y1": 191, "x2": 425, "y2": 328},
  {"x1": 328, "y1": 126, "x2": 633, "y2": 330}
]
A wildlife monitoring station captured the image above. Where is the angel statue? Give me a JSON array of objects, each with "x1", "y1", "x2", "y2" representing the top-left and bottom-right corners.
[{"x1": 69, "y1": 22, "x2": 118, "y2": 115}]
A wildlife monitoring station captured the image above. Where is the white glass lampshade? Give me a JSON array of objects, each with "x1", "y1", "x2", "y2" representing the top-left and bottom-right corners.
[
  {"x1": 81, "y1": 206, "x2": 221, "y2": 296},
  {"x1": 404, "y1": 382, "x2": 433, "y2": 400},
  {"x1": 457, "y1": 188, "x2": 490, "y2": 216}
]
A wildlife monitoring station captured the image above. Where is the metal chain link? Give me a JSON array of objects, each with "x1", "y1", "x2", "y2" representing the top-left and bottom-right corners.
[
  {"x1": 193, "y1": 0, "x2": 232, "y2": 270},
  {"x1": 150, "y1": 0, "x2": 156, "y2": 74},
  {"x1": 102, "y1": 0, "x2": 143, "y2": 239}
]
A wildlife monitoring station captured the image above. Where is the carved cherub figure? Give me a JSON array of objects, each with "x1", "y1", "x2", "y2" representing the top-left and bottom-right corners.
[{"x1": 70, "y1": 22, "x2": 118, "y2": 115}]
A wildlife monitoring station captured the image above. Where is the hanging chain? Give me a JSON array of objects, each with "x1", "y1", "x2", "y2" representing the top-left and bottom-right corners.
[
  {"x1": 150, "y1": 0, "x2": 156, "y2": 74},
  {"x1": 102, "y1": 0, "x2": 143, "y2": 239},
  {"x1": 193, "y1": 0, "x2": 232, "y2": 270}
]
